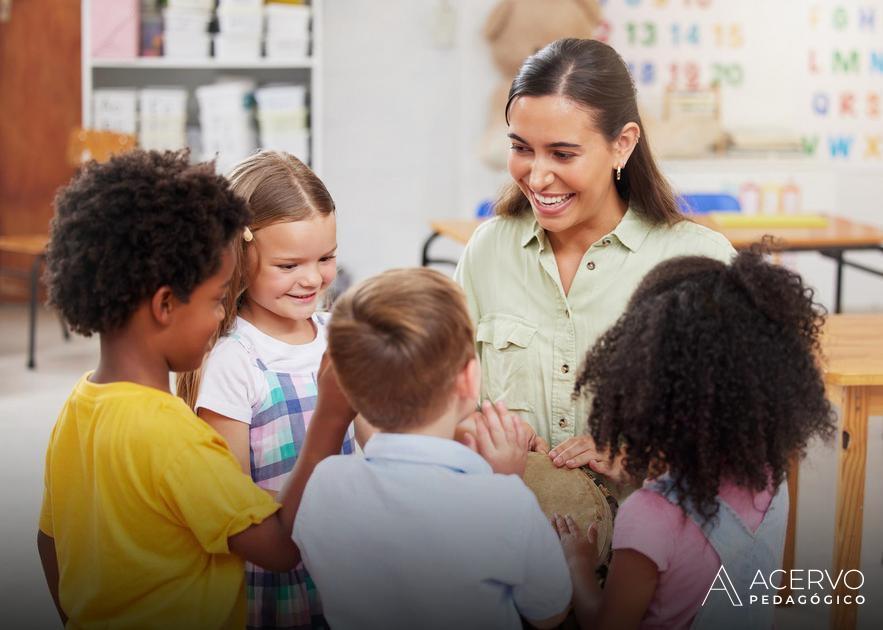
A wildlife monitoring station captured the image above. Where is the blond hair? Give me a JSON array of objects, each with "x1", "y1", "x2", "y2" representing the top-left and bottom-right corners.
[
  {"x1": 177, "y1": 150, "x2": 335, "y2": 408},
  {"x1": 328, "y1": 268, "x2": 475, "y2": 431}
]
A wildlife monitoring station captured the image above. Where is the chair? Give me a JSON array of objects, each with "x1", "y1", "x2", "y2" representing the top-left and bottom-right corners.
[
  {"x1": 0, "y1": 129, "x2": 136, "y2": 369},
  {"x1": 0, "y1": 234, "x2": 68, "y2": 368},
  {"x1": 677, "y1": 193, "x2": 741, "y2": 214}
]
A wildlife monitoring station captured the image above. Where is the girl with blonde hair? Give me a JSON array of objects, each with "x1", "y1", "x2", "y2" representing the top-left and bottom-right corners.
[{"x1": 179, "y1": 150, "x2": 353, "y2": 629}]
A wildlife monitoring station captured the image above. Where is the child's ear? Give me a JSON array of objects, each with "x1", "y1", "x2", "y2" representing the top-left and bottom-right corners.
[
  {"x1": 454, "y1": 357, "x2": 480, "y2": 404},
  {"x1": 150, "y1": 286, "x2": 176, "y2": 326}
]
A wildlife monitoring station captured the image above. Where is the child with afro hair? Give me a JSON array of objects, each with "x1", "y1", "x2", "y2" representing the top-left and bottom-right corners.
[
  {"x1": 37, "y1": 150, "x2": 355, "y2": 629},
  {"x1": 553, "y1": 249, "x2": 836, "y2": 630}
]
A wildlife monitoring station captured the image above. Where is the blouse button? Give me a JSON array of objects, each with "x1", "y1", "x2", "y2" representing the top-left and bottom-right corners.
[
  {"x1": 561, "y1": 364, "x2": 569, "y2": 374},
  {"x1": 586, "y1": 261, "x2": 596, "y2": 270},
  {"x1": 559, "y1": 418, "x2": 567, "y2": 428},
  {"x1": 602, "y1": 238, "x2": 612, "y2": 246}
]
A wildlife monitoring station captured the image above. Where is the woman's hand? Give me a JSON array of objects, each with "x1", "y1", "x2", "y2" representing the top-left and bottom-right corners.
[
  {"x1": 552, "y1": 513, "x2": 599, "y2": 571},
  {"x1": 548, "y1": 435, "x2": 605, "y2": 469},
  {"x1": 460, "y1": 400, "x2": 529, "y2": 476}
]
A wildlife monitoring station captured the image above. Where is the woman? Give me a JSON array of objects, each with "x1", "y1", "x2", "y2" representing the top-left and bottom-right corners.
[{"x1": 454, "y1": 38, "x2": 735, "y2": 468}]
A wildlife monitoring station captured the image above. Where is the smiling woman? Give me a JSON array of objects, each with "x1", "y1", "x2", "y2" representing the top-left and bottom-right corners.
[{"x1": 454, "y1": 39, "x2": 736, "y2": 465}]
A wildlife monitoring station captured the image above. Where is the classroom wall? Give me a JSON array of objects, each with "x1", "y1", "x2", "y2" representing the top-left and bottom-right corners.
[{"x1": 322, "y1": 0, "x2": 883, "y2": 311}]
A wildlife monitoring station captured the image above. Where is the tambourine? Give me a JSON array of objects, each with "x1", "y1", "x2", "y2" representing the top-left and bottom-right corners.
[{"x1": 523, "y1": 452, "x2": 617, "y2": 561}]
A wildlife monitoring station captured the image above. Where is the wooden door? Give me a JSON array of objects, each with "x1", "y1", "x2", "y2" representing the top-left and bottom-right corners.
[{"x1": 0, "y1": 1, "x2": 81, "y2": 299}]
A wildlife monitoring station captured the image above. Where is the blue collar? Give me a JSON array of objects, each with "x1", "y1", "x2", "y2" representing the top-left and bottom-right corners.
[{"x1": 363, "y1": 433, "x2": 493, "y2": 475}]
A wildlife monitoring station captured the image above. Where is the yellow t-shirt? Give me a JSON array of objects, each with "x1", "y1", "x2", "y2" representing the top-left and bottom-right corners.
[{"x1": 39, "y1": 374, "x2": 280, "y2": 629}]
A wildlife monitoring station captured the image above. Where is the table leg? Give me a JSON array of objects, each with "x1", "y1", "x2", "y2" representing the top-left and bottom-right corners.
[
  {"x1": 834, "y1": 251, "x2": 844, "y2": 314},
  {"x1": 830, "y1": 385, "x2": 868, "y2": 630},
  {"x1": 779, "y1": 457, "x2": 799, "y2": 601},
  {"x1": 421, "y1": 231, "x2": 441, "y2": 267},
  {"x1": 27, "y1": 254, "x2": 41, "y2": 370}
]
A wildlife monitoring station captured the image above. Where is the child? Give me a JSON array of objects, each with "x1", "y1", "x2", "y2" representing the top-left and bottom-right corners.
[
  {"x1": 177, "y1": 150, "x2": 354, "y2": 629},
  {"x1": 37, "y1": 150, "x2": 354, "y2": 629},
  {"x1": 553, "y1": 250, "x2": 836, "y2": 630},
  {"x1": 293, "y1": 268, "x2": 573, "y2": 629}
]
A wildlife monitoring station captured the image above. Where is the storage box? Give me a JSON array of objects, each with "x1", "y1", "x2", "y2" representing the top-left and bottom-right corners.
[
  {"x1": 214, "y1": 34, "x2": 263, "y2": 60},
  {"x1": 167, "y1": 0, "x2": 215, "y2": 9},
  {"x1": 90, "y1": 0, "x2": 140, "y2": 58},
  {"x1": 163, "y1": 8, "x2": 213, "y2": 33},
  {"x1": 164, "y1": 31, "x2": 211, "y2": 58},
  {"x1": 265, "y1": 3, "x2": 310, "y2": 37},
  {"x1": 265, "y1": 36, "x2": 310, "y2": 59},
  {"x1": 93, "y1": 89, "x2": 138, "y2": 134},
  {"x1": 217, "y1": 6, "x2": 264, "y2": 35}
]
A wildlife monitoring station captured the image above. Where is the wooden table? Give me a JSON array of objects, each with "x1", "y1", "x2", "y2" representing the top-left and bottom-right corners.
[
  {"x1": 422, "y1": 216, "x2": 883, "y2": 313},
  {"x1": 819, "y1": 314, "x2": 883, "y2": 629}
]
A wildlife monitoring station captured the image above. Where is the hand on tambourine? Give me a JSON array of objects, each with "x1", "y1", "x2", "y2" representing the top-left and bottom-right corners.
[
  {"x1": 586, "y1": 447, "x2": 629, "y2": 484},
  {"x1": 521, "y1": 419, "x2": 550, "y2": 454},
  {"x1": 460, "y1": 400, "x2": 529, "y2": 476},
  {"x1": 552, "y1": 513, "x2": 600, "y2": 571},
  {"x1": 313, "y1": 353, "x2": 357, "y2": 429},
  {"x1": 456, "y1": 409, "x2": 548, "y2": 454},
  {"x1": 549, "y1": 435, "x2": 605, "y2": 469}
]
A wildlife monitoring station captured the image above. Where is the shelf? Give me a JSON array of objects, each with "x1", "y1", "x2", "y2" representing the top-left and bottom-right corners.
[{"x1": 90, "y1": 57, "x2": 313, "y2": 70}]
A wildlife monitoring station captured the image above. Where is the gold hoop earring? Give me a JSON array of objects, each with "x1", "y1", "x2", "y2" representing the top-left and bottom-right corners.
[{"x1": 616, "y1": 166, "x2": 622, "y2": 181}]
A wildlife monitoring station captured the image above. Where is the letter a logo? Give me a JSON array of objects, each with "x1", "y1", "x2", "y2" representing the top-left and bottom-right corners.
[{"x1": 702, "y1": 565, "x2": 743, "y2": 607}]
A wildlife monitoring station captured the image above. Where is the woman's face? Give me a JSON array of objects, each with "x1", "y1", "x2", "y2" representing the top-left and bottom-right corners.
[{"x1": 507, "y1": 95, "x2": 623, "y2": 236}]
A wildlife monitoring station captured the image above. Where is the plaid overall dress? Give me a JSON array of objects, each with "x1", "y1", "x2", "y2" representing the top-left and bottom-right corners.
[{"x1": 231, "y1": 328, "x2": 355, "y2": 630}]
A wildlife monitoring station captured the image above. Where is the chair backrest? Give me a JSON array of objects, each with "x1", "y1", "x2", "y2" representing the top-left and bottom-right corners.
[
  {"x1": 677, "y1": 193, "x2": 740, "y2": 214},
  {"x1": 67, "y1": 128, "x2": 137, "y2": 166}
]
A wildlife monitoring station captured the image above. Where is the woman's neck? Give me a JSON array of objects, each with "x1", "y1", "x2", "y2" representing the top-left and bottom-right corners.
[{"x1": 547, "y1": 193, "x2": 628, "y2": 256}]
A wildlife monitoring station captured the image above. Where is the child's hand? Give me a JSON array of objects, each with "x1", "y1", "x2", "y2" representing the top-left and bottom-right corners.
[
  {"x1": 314, "y1": 352, "x2": 357, "y2": 428},
  {"x1": 586, "y1": 447, "x2": 630, "y2": 485},
  {"x1": 553, "y1": 513, "x2": 599, "y2": 572},
  {"x1": 460, "y1": 401, "x2": 529, "y2": 476},
  {"x1": 522, "y1": 420, "x2": 550, "y2": 454}
]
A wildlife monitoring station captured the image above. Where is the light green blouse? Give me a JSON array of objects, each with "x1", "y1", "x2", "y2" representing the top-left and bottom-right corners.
[{"x1": 453, "y1": 208, "x2": 736, "y2": 447}]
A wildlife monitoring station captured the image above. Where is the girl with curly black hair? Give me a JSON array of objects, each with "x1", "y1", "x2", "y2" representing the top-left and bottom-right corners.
[{"x1": 552, "y1": 250, "x2": 836, "y2": 630}]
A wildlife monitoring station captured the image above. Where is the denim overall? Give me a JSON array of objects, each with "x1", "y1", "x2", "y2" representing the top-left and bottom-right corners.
[{"x1": 646, "y1": 476, "x2": 788, "y2": 630}]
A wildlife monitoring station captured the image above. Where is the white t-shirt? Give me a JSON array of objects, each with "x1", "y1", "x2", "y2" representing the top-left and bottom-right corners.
[
  {"x1": 196, "y1": 315, "x2": 327, "y2": 423},
  {"x1": 293, "y1": 433, "x2": 573, "y2": 630}
]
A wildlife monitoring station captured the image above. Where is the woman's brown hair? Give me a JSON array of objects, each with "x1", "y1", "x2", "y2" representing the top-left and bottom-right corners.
[
  {"x1": 177, "y1": 150, "x2": 335, "y2": 409},
  {"x1": 496, "y1": 38, "x2": 683, "y2": 225}
]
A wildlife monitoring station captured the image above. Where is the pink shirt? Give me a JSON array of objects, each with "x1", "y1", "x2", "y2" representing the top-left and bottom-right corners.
[{"x1": 612, "y1": 481, "x2": 774, "y2": 630}]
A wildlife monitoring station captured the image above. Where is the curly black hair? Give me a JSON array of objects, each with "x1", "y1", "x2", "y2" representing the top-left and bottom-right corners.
[
  {"x1": 573, "y1": 249, "x2": 837, "y2": 525},
  {"x1": 45, "y1": 150, "x2": 251, "y2": 335}
]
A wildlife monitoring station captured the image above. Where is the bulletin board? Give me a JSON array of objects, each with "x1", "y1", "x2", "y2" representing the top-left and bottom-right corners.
[{"x1": 597, "y1": 0, "x2": 883, "y2": 162}]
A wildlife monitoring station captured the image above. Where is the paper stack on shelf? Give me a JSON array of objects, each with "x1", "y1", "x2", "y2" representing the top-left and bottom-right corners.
[
  {"x1": 163, "y1": 0, "x2": 214, "y2": 59},
  {"x1": 196, "y1": 80, "x2": 258, "y2": 173},
  {"x1": 265, "y1": 3, "x2": 311, "y2": 60},
  {"x1": 93, "y1": 89, "x2": 138, "y2": 135},
  {"x1": 139, "y1": 88, "x2": 189, "y2": 151},
  {"x1": 255, "y1": 84, "x2": 309, "y2": 160},
  {"x1": 215, "y1": 0, "x2": 264, "y2": 60}
]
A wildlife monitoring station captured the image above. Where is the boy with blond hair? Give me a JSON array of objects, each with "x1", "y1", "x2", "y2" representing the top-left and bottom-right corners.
[{"x1": 294, "y1": 268, "x2": 572, "y2": 629}]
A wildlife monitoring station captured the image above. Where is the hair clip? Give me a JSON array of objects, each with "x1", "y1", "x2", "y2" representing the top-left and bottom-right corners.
[{"x1": 243, "y1": 227, "x2": 254, "y2": 242}]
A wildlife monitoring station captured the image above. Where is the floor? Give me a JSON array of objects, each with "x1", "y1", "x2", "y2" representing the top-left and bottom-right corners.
[{"x1": 0, "y1": 303, "x2": 881, "y2": 629}]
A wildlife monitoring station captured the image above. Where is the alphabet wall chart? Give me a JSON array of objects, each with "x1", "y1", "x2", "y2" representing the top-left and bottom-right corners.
[{"x1": 597, "y1": 0, "x2": 883, "y2": 163}]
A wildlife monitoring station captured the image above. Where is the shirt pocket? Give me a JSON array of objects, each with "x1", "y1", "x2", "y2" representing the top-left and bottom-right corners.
[{"x1": 476, "y1": 314, "x2": 538, "y2": 413}]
